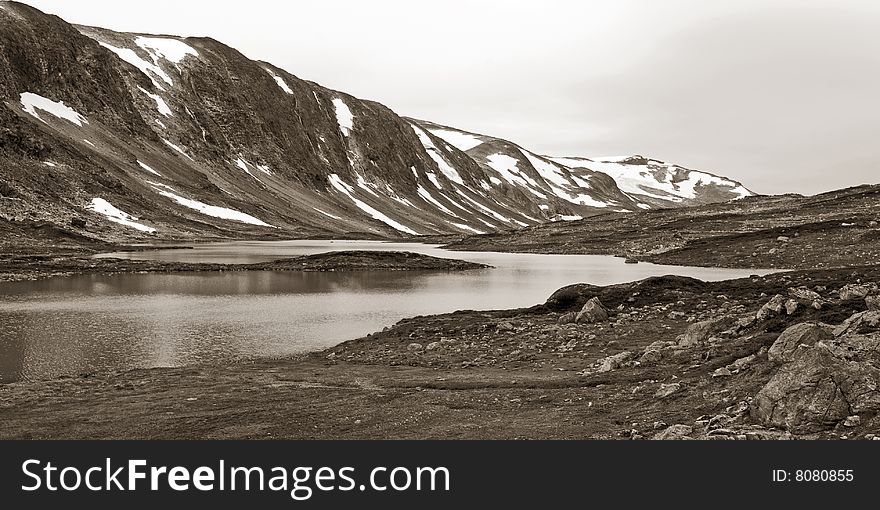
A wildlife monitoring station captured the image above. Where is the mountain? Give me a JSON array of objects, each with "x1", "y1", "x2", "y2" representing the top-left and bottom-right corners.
[{"x1": 0, "y1": 1, "x2": 754, "y2": 245}]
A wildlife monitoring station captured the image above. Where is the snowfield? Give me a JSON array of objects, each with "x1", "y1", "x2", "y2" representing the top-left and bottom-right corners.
[
  {"x1": 20, "y1": 92, "x2": 88, "y2": 126},
  {"x1": 98, "y1": 41, "x2": 173, "y2": 89},
  {"x1": 87, "y1": 198, "x2": 156, "y2": 233}
]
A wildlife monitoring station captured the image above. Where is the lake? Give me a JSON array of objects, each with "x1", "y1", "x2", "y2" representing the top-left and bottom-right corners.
[{"x1": 0, "y1": 240, "x2": 770, "y2": 382}]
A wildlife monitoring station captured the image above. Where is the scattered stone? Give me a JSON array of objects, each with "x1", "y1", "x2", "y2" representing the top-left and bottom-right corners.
[
  {"x1": 729, "y1": 354, "x2": 756, "y2": 371},
  {"x1": 712, "y1": 367, "x2": 732, "y2": 378},
  {"x1": 654, "y1": 382, "x2": 682, "y2": 398},
  {"x1": 407, "y1": 343, "x2": 424, "y2": 352},
  {"x1": 768, "y1": 323, "x2": 833, "y2": 364},
  {"x1": 576, "y1": 297, "x2": 608, "y2": 324},
  {"x1": 652, "y1": 424, "x2": 693, "y2": 440},
  {"x1": 639, "y1": 349, "x2": 662, "y2": 364},
  {"x1": 496, "y1": 322, "x2": 515, "y2": 332},
  {"x1": 843, "y1": 415, "x2": 861, "y2": 427},
  {"x1": 866, "y1": 295, "x2": 880, "y2": 311},
  {"x1": 788, "y1": 286, "x2": 821, "y2": 302},
  {"x1": 777, "y1": 236, "x2": 790, "y2": 242},
  {"x1": 839, "y1": 283, "x2": 877, "y2": 301},
  {"x1": 426, "y1": 341, "x2": 441, "y2": 351},
  {"x1": 784, "y1": 299, "x2": 799, "y2": 315}
]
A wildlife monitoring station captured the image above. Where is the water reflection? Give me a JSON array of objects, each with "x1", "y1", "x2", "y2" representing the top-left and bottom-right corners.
[{"x1": 0, "y1": 240, "x2": 770, "y2": 382}]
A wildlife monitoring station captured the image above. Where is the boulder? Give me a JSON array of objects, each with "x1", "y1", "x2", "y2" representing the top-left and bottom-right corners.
[
  {"x1": 596, "y1": 351, "x2": 633, "y2": 373},
  {"x1": 756, "y1": 294, "x2": 786, "y2": 321},
  {"x1": 677, "y1": 318, "x2": 731, "y2": 348},
  {"x1": 752, "y1": 344, "x2": 880, "y2": 433},
  {"x1": 652, "y1": 424, "x2": 693, "y2": 440},
  {"x1": 654, "y1": 382, "x2": 682, "y2": 398},
  {"x1": 407, "y1": 343, "x2": 424, "y2": 352},
  {"x1": 496, "y1": 321, "x2": 516, "y2": 332},
  {"x1": 784, "y1": 299, "x2": 799, "y2": 315},
  {"x1": 832, "y1": 311, "x2": 880, "y2": 337},
  {"x1": 426, "y1": 341, "x2": 441, "y2": 351},
  {"x1": 768, "y1": 323, "x2": 833, "y2": 364},
  {"x1": 576, "y1": 297, "x2": 608, "y2": 324},
  {"x1": 557, "y1": 312, "x2": 577, "y2": 325}
]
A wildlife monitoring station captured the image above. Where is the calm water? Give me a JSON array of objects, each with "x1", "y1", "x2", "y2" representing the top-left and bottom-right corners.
[{"x1": 0, "y1": 240, "x2": 769, "y2": 382}]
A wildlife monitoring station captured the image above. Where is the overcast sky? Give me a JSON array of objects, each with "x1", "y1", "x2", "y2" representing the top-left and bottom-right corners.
[{"x1": 21, "y1": 0, "x2": 880, "y2": 195}]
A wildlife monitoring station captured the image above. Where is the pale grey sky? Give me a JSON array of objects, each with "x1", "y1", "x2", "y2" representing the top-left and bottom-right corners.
[{"x1": 20, "y1": 0, "x2": 880, "y2": 195}]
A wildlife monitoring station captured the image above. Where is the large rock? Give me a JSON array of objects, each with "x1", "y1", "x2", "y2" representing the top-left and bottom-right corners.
[
  {"x1": 768, "y1": 323, "x2": 833, "y2": 364},
  {"x1": 752, "y1": 344, "x2": 880, "y2": 433},
  {"x1": 756, "y1": 294, "x2": 786, "y2": 321},
  {"x1": 676, "y1": 317, "x2": 731, "y2": 348},
  {"x1": 832, "y1": 311, "x2": 880, "y2": 337},
  {"x1": 576, "y1": 297, "x2": 608, "y2": 324},
  {"x1": 596, "y1": 351, "x2": 633, "y2": 373},
  {"x1": 654, "y1": 382, "x2": 682, "y2": 398}
]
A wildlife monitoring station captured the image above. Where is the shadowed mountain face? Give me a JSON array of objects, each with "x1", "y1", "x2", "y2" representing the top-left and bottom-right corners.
[{"x1": 0, "y1": 1, "x2": 753, "y2": 244}]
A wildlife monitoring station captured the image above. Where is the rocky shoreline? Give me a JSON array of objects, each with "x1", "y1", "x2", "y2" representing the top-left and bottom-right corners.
[
  {"x1": 2, "y1": 264, "x2": 879, "y2": 439},
  {"x1": 0, "y1": 250, "x2": 489, "y2": 282}
]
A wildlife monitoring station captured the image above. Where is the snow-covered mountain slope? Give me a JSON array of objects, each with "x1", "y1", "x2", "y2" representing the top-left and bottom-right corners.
[
  {"x1": 548, "y1": 155, "x2": 752, "y2": 207},
  {"x1": 0, "y1": 1, "x2": 752, "y2": 244},
  {"x1": 414, "y1": 121, "x2": 754, "y2": 213}
]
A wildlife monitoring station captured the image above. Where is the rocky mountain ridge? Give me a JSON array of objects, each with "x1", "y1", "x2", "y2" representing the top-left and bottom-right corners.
[{"x1": 0, "y1": 1, "x2": 753, "y2": 245}]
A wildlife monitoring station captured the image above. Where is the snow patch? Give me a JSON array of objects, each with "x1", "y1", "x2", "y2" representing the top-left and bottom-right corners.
[
  {"x1": 427, "y1": 128, "x2": 483, "y2": 151},
  {"x1": 137, "y1": 86, "x2": 172, "y2": 117},
  {"x1": 456, "y1": 190, "x2": 511, "y2": 224},
  {"x1": 137, "y1": 160, "x2": 161, "y2": 176},
  {"x1": 417, "y1": 185, "x2": 459, "y2": 218},
  {"x1": 332, "y1": 98, "x2": 354, "y2": 136},
  {"x1": 449, "y1": 222, "x2": 485, "y2": 234},
  {"x1": 521, "y1": 150, "x2": 572, "y2": 188},
  {"x1": 87, "y1": 198, "x2": 155, "y2": 233},
  {"x1": 98, "y1": 42, "x2": 172, "y2": 89},
  {"x1": 327, "y1": 174, "x2": 419, "y2": 235},
  {"x1": 410, "y1": 124, "x2": 464, "y2": 184},
  {"x1": 485, "y1": 154, "x2": 546, "y2": 198},
  {"x1": 313, "y1": 208, "x2": 341, "y2": 220},
  {"x1": 134, "y1": 36, "x2": 198, "y2": 64},
  {"x1": 264, "y1": 68, "x2": 294, "y2": 94},
  {"x1": 162, "y1": 139, "x2": 194, "y2": 161},
  {"x1": 150, "y1": 185, "x2": 272, "y2": 227},
  {"x1": 20, "y1": 92, "x2": 87, "y2": 126}
]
